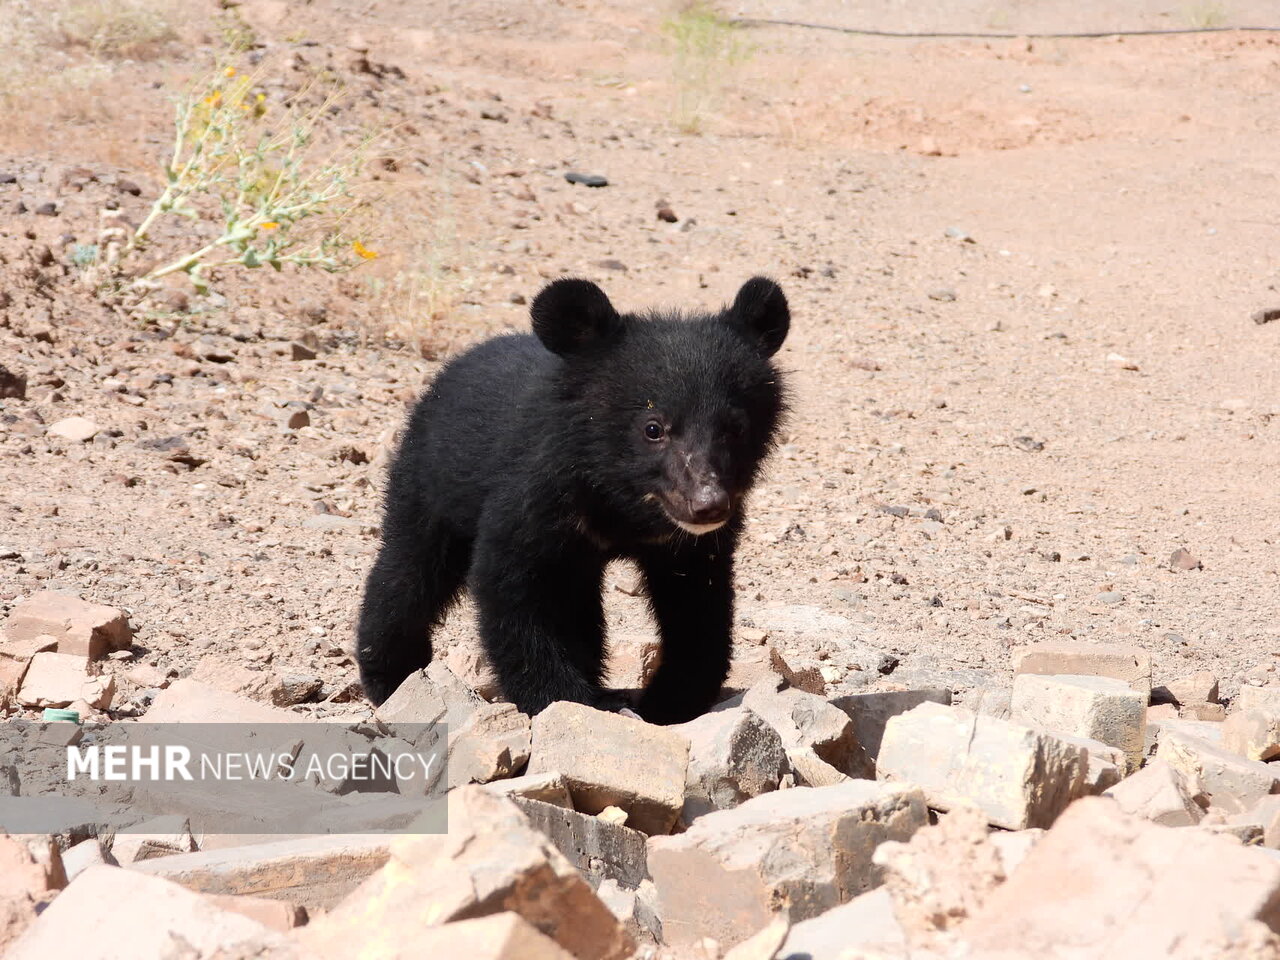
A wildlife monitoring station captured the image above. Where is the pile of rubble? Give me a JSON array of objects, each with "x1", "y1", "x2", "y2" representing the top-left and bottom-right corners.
[{"x1": 5, "y1": 594, "x2": 1280, "y2": 958}]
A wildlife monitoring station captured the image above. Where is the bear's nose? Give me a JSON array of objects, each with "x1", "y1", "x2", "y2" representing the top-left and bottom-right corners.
[{"x1": 689, "y1": 485, "x2": 730, "y2": 524}]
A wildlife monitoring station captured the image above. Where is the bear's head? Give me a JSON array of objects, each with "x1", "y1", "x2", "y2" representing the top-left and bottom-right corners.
[{"x1": 531, "y1": 276, "x2": 789, "y2": 540}]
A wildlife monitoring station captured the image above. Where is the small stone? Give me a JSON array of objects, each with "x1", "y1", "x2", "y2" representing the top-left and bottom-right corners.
[
  {"x1": 0, "y1": 362, "x2": 26, "y2": 399},
  {"x1": 927, "y1": 288, "x2": 957, "y2": 302},
  {"x1": 33, "y1": 201, "x2": 58, "y2": 216},
  {"x1": 289, "y1": 341, "x2": 317, "y2": 361},
  {"x1": 565, "y1": 172, "x2": 608, "y2": 187},
  {"x1": 767, "y1": 644, "x2": 827, "y2": 694},
  {"x1": 1169, "y1": 548, "x2": 1203, "y2": 571},
  {"x1": 1252, "y1": 307, "x2": 1280, "y2": 325},
  {"x1": 271, "y1": 672, "x2": 323, "y2": 706},
  {"x1": 656, "y1": 206, "x2": 678, "y2": 223},
  {"x1": 46, "y1": 416, "x2": 100, "y2": 442},
  {"x1": 1011, "y1": 435, "x2": 1045, "y2": 452},
  {"x1": 283, "y1": 409, "x2": 310, "y2": 430},
  {"x1": 786, "y1": 746, "x2": 850, "y2": 787},
  {"x1": 1107, "y1": 352, "x2": 1140, "y2": 370},
  {"x1": 607, "y1": 632, "x2": 661, "y2": 689}
]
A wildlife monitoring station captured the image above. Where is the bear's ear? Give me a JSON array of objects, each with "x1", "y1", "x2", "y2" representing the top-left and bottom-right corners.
[
  {"x1": 531, "y1": 279, "x2": 622, "y2": 357},
  {"x1": 727, "y1": 276, "x2": 789, "y2": 358}
]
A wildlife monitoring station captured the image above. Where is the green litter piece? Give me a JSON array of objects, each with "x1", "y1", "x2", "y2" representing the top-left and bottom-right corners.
[{"x1": 42, "y1": 708, "x2": 82, "y2": 724}]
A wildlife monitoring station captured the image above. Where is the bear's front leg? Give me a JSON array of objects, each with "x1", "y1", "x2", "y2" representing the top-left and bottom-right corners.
[
  {"x1": 471, "y1": 526, "x2": 611, "y2": 717},
  {"x1": 635, "y1": 534, "x2": 736, "y2": 724}
]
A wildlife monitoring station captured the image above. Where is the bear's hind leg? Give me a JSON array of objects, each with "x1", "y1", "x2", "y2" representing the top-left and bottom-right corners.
[{"x1": 356, "y1": 522, "x2": 470, "y2": 706}]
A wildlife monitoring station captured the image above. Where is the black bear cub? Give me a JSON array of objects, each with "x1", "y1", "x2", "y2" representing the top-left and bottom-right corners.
[{"x1": 357, "y1": 276, "x2": 790, "y2": 724}]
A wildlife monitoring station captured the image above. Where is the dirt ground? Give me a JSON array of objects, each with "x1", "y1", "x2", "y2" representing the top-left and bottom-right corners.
[{"x1": 2, "y1": 0, "x2": 1279, "y2": 721}]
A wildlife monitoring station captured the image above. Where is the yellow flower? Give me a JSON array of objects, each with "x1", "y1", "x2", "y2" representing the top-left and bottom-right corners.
[
  {"x1": 352, "y1": 240, "x2": 378, "y2": 260},
  {"x1": 256, "y1": 93, "x2": 266, "y2": 102},
  {"x1": 203, "y1": 90, "x2": 222, "y2": 107},
  {"x1": 259, "y1": 221, "x2": 280, "y2": 230},
  {"x1": 224, "y1": 66, "x2": 236, "y2": 78}
]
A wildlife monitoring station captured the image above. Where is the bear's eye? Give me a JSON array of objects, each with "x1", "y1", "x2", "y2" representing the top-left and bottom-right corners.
[{"x1": 643, "y1": 420, "x2": 666, "y2": 442}]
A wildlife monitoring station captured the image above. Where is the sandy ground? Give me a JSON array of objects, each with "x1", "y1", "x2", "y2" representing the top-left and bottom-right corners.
[{"x1": 1, "y1": 0, "x2": 1279, "y2": 720}]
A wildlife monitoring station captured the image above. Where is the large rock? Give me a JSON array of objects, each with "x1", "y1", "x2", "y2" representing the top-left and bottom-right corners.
[
  {"x1": 830, "y1": 688, "x2": 952, "y2": 761},
  {"x1": 676, "y1": 706, "x2": 787, "y2": 823},
  {"x1": 299, "y1": 788, "x2": 632, "y2": 960},
  {"x1": 7, "y1": 865, "x2": 283, "y2": 959},
  {"x1": 738, "y1": 677, "x2": 872, "y2": 778},
  {"x1": 1223, "y1": 707, "x2": 1280, "y2": 762},
  {"x1": 16, "y1": 652, "x2": 114, "y2": 709},
  {"x1": 778, "y1": 888, "x2": 906, "y2": 960},
  {"x1": 1102, "y1": 759, "x2": 1204, "y2": 827},
  {"x1": 376, "y1": 660, "x2": 483, "y2": 726},
  {"x1": 485, "y1": 772, "x2": 573, "y2": 808},
  {"x1": 529, "y1": 701, "x2": 689, "y2": 836},
  {"x1": 129, "y1": 834, "x2": 392, "y2": 911},
  {"x1": 1157, "y1": 723, "x2": 1280, "y2": 815},
  {"x1": 648, "y1": 780, "x2": 928, "y2": 948},
  {"x1": 1014, "y1": 640, "x2": 1152, "y2": 697},
  {"x1": 449, "y1": 702, "x2": 532, "y2": 785},
  {"x1": 872, "y1": 804, "x2": 1009, "y2": 953},
  {"x1": 144, "y1": 678, "x2": 298, "y2": 723},
  {"x1": 1011, "y1": 673, "x2": 1146, "y2": 772},
  {"x1": 2, "y1": 591, "x2": 133, "y2": 660},
  {"x1": 877, "y1": 702, "x2": 1087, "y2": 830},
  {"x1": 0, "y1": 835, "x2": 66, "y2": 952},
  {"x1": 318, "y1": 912, "x2": 576, "y2": 960},
  {"x1": 1055, "y1": 734, "x2": 1124, "y2": 794},
  {"x1": 512, "y1": 796, "x2": 649, "y2": 890},
  {"x1": 961, "y1": 797, "x2": 1280, "y2": 958},
  {"x1": 1237, "y1": 686, "x2": 1280, "y2": 714}
]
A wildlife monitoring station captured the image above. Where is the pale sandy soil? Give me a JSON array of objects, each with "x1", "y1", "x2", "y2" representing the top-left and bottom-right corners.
[{"x1": 1, "y1": 0, "x2": 1279, "y2": 719}]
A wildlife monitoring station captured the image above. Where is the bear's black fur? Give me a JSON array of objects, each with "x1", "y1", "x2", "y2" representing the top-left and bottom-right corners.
[{"x1": 356, "y1": 276, "x2": 790, "y2": 724}]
